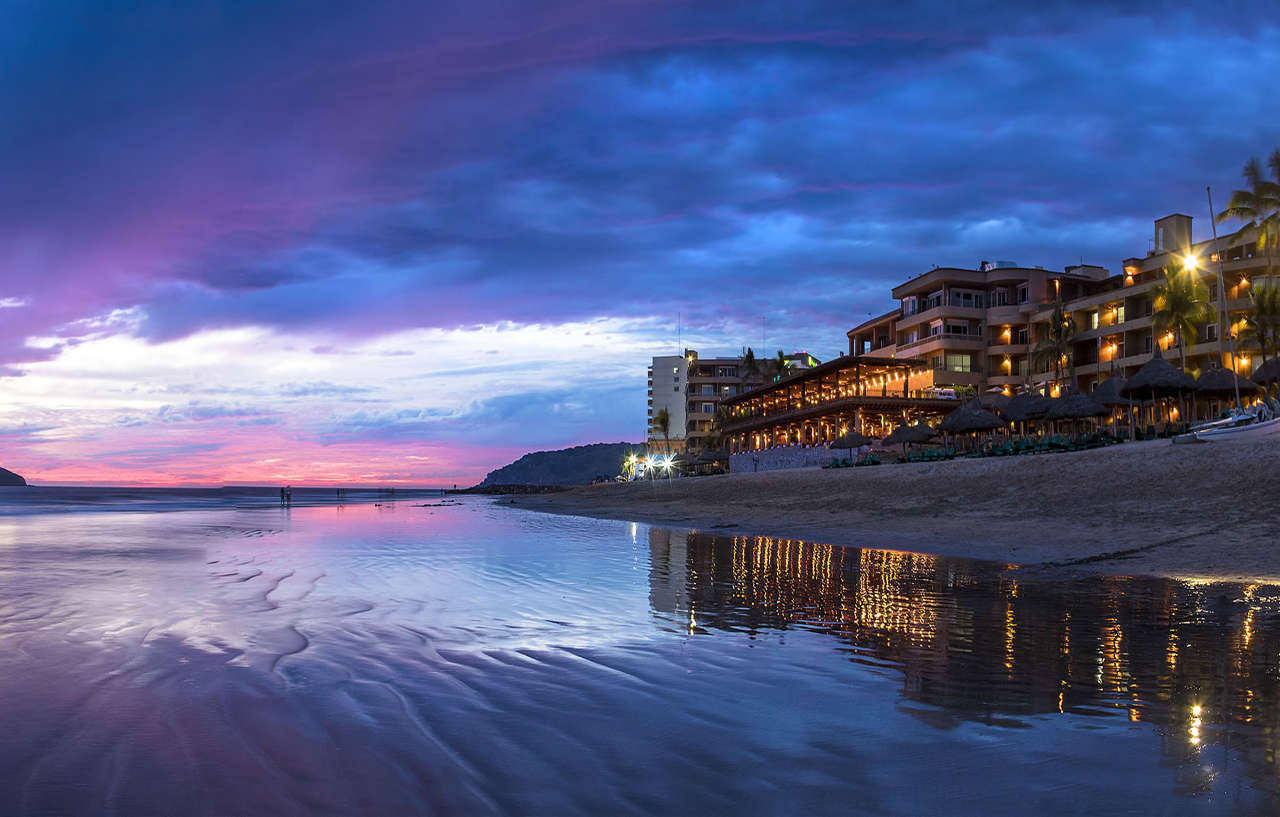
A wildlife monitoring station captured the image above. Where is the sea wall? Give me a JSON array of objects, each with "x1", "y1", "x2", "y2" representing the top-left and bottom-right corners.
[{"x1": 729, "y1": 445, "x2": 835, "y2": 474}]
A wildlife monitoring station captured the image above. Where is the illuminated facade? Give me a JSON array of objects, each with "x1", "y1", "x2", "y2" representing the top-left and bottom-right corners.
[
  {"x1": 720, "y1": 355, "x2": 957, "y2": 452},
  {"x1": 850, "y1": 213, "x2": 1275, "y2": 399},
  {"x1": 649, "y1": 349, "x2": 819, "y2": 455}
]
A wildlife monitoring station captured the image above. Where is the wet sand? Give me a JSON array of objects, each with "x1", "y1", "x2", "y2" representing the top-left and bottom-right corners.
[{"x1": 509, "y1": 435, "x2": 1280, "y2": 581}]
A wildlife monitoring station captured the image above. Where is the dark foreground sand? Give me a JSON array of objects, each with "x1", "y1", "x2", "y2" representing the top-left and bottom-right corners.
[{"x1": 509, "y1": 434, "x2": 1279, "y2": 581}]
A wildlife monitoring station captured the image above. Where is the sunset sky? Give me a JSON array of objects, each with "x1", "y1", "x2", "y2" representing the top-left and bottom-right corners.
[{"x1": 2, "y1": 1, "x2": 1278, "y2": 485}]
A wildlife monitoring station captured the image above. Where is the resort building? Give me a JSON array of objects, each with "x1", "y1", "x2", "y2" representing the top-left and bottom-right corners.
[
  {"x1": 1031, "y1": 213, "x2": 1271, "y2": 394},
  {"x1": 721, "y1": 211, "x2": 1276, "y2": 462},
  {"x1": 847, "y1": 261, "x2": 1112, "y2": 396},
  {"x1": 848, "y1": 213, "x2": 1274, "y2": 398},
  {"x1": 647, "y1": 349, "x2": 819, "y2": 455}
]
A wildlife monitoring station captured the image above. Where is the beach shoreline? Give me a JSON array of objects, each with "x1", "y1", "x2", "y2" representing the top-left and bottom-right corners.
[{"x1": 506, "y1": 435, "x2": 1280, "y2": 582}]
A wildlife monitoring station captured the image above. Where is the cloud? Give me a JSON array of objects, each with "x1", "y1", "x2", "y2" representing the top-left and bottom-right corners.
[{"x1": 2, "y1": 1, "x2": 1278, "y2": 481}]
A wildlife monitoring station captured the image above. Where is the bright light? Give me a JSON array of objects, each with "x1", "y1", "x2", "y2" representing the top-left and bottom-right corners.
[{"x1": 1183, "y1": 254, "x2": 1199, "y2": 272}]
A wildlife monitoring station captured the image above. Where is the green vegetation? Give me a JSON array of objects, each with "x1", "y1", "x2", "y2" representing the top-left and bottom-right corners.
[{"x1": 1152, "y1": 264, "x2": 1213, "y2": 372}]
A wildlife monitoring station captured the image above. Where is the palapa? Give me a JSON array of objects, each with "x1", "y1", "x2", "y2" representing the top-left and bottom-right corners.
[
  {"x1": 830, "y1": 431, "x2": 875, "y2": 450},
  {"x1": 1251, "y1": 357, "x2": 1280, "y2": 385},
  {"x1": 1119, "y1": 347, "x2": 1192, "y2": 399},
  {"x1": 1000, "y1": 391, "x2": 1052, "y2": 422},
  {"x1": 882, "y1": 423, "x2": 937, "y2": 445},
  {"x1": 1043, "y1": 389, "x2": 1109, "y2": 420},
  {"x1": 938, "y1": 400, "x2": 1004, "y2": 433},
  {"x1": 1195, "y1": 365, "x2": 1262, "y2": 398},
  {"x1": 1090, "y1": 376, "x2": 1133, "y2": 406}
]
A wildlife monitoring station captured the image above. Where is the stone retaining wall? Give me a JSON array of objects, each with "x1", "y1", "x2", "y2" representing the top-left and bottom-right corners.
[{"x1": 729, "y1": 445, "x2": 837, "y2": 474}]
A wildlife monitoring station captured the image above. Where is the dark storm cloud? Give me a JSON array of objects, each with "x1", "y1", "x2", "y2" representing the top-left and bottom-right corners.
[{"x1": 2, "y1": 0, "x2": 1278, "y2": 359}]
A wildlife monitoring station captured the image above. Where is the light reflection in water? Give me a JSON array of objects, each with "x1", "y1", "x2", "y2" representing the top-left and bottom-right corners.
[
  {"x1": 3, "y1": 496, "x2": 1280, "y2": 816},
  {"x1": 651, "y1": 528, "x2": 1280, "y2": 806}
]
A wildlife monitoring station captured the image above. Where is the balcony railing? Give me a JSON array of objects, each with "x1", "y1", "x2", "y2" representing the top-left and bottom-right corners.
[{"x1": 897, "y1": 331, "x2": 984, "y2": 352}]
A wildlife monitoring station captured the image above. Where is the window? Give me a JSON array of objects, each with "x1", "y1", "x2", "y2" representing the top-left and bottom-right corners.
[
  {"x1": 945, "y1": 323, "x2": 969, "y2": 335},
  {"x1": 1017, "y1": 285, "x2": 1029, "y2": 304},
  {"x1": 1205, "y1": 323, "x2": 1218, "y2": 342},
  {"x1": 1115, "y1": 305, "x2": 1125, "y2": 324},
  {"x1": 1015, "y1": 328, "x2": 1029, "y2": 345},
  {"x1": 701, "y1": 402, "x2": 715, "y2": 413},
  {"x1": 944, "y1": 353, "x2": 971, "y2": 373},
  {"x1": 1143, "y1": 334, "x2": 1153, "y2": 353},
  {"x1": 995, "y1": 288, "x2": 1010, "y2": 306},
  {"x1": 1088, "y1": 312, "x2": 1099, "y2": 330},
  {"x1": 701, "y1": 385, "x2": 715, "y2": 396}
]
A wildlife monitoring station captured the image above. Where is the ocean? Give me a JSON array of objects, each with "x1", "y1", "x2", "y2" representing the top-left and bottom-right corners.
[{"x1": 0, "y1": 487, "x2": 1275, "y2": 815}]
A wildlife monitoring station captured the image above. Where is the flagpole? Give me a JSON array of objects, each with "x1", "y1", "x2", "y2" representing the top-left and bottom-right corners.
[{"x1": 1207, "y1": 186, "x2": 1242, "y2": 407}]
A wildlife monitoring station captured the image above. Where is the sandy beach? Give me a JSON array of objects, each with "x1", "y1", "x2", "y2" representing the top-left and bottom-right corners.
[{"x1": 509, "y1": 435, "x2": 1280, "y2": 581}]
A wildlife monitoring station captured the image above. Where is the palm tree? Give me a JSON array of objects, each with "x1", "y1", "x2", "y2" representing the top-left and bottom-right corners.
[
  {"x1": 1152, "y1": 264, "x2": 1213, "y2": 372},
  {"x1": 706, "y1": 405, "x2": 734, "y2": 450},
  {"x1": 740, "y1": 347, "x2": 761, "y2": 388},
  {"x1": 653, "y1": 408, "x2": 670, "y2": 455},
  {"x1": 1032, "y1": 300, "x2": 1077, "y2": 390},
  {"x1": 765, "y1": 349, "x2": 789, "y2": 380},
  {"x1": 1243, "y1": 282, "x2": 1280, "y2": 363},
  {"x1": 1216, "y1": 150, "x2": 1280, "y2": 280}
]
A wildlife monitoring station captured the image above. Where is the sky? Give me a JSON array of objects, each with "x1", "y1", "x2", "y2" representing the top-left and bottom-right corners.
[{"x1": 2, "y1": 0, "x2": 1279, "y2": 486}]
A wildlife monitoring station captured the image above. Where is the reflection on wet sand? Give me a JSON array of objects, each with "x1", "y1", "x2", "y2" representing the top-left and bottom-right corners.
[{"x1": 650, "y1": 529, "x2": 1280, "y2": 801}]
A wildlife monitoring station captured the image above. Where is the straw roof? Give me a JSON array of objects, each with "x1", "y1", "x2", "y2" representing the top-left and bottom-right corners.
[
  {"x1": 883, "y1": 423, "x2": 937, "y2": 445},
  {"x1": 1252, "y1": 357, "x2": 1280, "y2": 384},
  {"x1": 939, "y1": 400, "x2": 1005, "y2": 433},
  {"x1": 1120, "y1": 347, "x2": 1194, "y2": 398},
  {"x1": 978, "y1": 392, "x2": 1011, "y2": 412},
  {"x1": 1090, "y1": 375, "x2": 1133, "y2": 406},
  {"x1": 1000, "y1": 391, "x2": 1052, "y2": 422},
  {"x1": 1044, "y1": 389, "x2": 1109, "y2": 420},
  {"x1": 1195, "y1": 365, "x2": 1262, "y2": 397},
  {"x1": 830, "y1": 431, "x2": 875, "y2": 449},
  {"x1": 694, "y1": 449, "x2": 728, "y2": 465}
]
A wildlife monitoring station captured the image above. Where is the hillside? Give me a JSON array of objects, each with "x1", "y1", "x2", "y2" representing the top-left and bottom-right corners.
[
  {"x1": 478, "y1": 443, "x2": 641, "y2": 488},
  {"x1": 0, "y1": 467, "x2": 27, "y2": 486}
]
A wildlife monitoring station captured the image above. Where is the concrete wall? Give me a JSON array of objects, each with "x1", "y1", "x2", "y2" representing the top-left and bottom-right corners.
[{"x1": 729, "y1": 445, "x2": 838, "y2": 474}]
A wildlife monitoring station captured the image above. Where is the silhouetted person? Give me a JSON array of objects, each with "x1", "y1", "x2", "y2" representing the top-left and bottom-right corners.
[{"x1": 280, "y1": 487, "x2": 286, "y2": 506}]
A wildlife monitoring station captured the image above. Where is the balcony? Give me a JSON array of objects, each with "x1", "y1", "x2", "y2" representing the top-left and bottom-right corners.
[
  {"x1": 986, "y1": 342, "x2": 1028, "y2": 355},
  {"x1": 895, "y1": 304, "x2": 987, "y2": 331},
  {"x1": 896, "y1": 332, "x2": 987, "y2": 353}
]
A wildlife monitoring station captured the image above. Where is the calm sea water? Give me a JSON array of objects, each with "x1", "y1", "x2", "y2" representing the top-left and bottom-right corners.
[{"x1": 0, "y1": 487, "x2": 1276, "y2": 816}]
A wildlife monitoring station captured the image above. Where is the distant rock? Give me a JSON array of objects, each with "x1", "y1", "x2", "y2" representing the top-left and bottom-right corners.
[
  {"x1": 477, "y1": 443, "x2": 642, "y2": 488},
  {"x1": 0, "y1": 467, "x2": 26, "y2": 487}
]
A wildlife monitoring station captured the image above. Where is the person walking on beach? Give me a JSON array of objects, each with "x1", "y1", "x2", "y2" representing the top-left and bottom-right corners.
[{"x1": 280, "y1": 487, "x2": 286, "y2": 506}]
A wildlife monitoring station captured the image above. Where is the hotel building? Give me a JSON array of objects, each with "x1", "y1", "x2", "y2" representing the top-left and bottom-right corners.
[
  {"x1": 723, "y1": 212, "x2": 1274, "y2": 457},
  {"x1": 647, "y1": 350, "x2": 819, "y2": 455}
]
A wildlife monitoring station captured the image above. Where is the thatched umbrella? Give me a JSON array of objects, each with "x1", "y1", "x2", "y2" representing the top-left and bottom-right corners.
[
  {"x1": 1091, "y1": 375, "x2": 1134, "y2": 436},
  {"x1": 1091, "y1": 376, "x2": 1132, "y2": 406},
  {"x1": 939, "y1": 400, "x2": 1004, "y2": 453},
  {"x1": 830, "y1": 430, "x2": 875, "y2": 460},
  {"x1": 1044, "y1": 389, "x2": 1108, "y2": 436},
  {"x1": 882, "y1": 423, "x2": 937, "y2": 455},
  {"x1": 1120, "y1": 347, "x2": 1192, "y2": 430},
  {"x1": 1001, "y1": 391, "x2": 1052, "y2": 424},
  {"x1": 978, "y1": 392, "x2": 1011, "y2": 414},
  {"x1": 1252, "y1": 357, "x2": 1280, "y2": 386},
  {"x1": 1044, "y1": 389, "x2": 1109, "y2": 421},
  {"x1": 1196, "y1": 365, "x2": 1261, "y2": 401}
]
